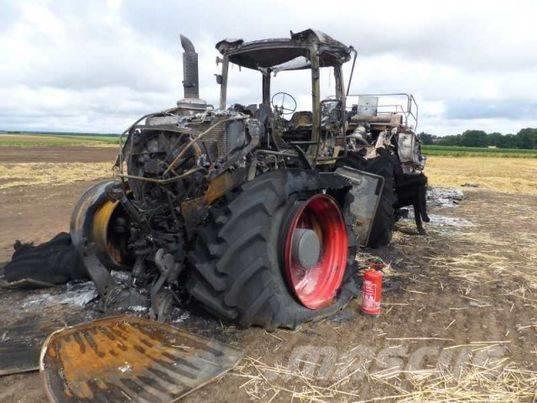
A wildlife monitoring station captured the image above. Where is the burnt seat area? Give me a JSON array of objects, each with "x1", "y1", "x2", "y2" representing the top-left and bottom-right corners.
[
  {"x1": 280, "y1": 111, "x2": 313, "y2": 144},
  {"x1": 289, "y1": 111, "x2": 313, "y2": 129}
]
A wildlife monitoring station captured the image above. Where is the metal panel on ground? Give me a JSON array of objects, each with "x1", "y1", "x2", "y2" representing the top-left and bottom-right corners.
[
  {"x1": 40, "y1": 315, "x2": 243, "y2": 402},
  {"x1": 0, "y1": 309, "x2": 92, "y2": 376}
]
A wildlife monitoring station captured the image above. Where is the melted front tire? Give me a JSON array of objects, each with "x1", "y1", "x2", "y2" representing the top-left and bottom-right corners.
[
  {"x1": 70, "y1": 180, "x2": 132, "y2": 270},
  {"x1": 186, "y1": 170, "x2": 359, "y2": 330}
]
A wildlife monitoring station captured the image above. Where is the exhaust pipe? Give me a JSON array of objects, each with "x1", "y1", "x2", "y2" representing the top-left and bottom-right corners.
[
  {"x1": 149, "y1": 34, "x2": 207, "y2": 124},
  {"x1": 176, "y1": 34, "x2": 206, "y2": 112},
  {"x1": 180, "y1": 34, "x2": 199, "y2": 99}
]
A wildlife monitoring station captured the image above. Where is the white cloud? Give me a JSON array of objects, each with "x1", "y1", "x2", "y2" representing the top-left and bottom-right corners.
[{"x1": 0, "y1": 0, "x2": 537, "y2": 134}]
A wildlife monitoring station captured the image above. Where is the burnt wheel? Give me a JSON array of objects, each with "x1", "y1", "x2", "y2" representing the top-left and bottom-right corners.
[{"x1": 187, "y1": 170, "x2": 359, "y2": 329}]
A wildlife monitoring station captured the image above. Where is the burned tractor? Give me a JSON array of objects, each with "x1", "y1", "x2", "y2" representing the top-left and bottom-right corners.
[{"x1": 68, "y1": 30, "x2": 427, "y2": 328}]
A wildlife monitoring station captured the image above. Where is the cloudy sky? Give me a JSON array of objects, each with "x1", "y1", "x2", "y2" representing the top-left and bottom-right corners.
[{"x1": 1, "y1": 0, "x2": 537, "y2": 135}]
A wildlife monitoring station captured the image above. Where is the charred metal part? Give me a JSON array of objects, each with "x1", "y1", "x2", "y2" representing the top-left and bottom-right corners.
[
  {"x1": 204, "y1": 168, "x2": 248, "y2": 204},
  {"x1": 335, "y1": 166, "x2": 384, "y2": 246},
  {"x1": 150, "y1": 248, "x2": 182, "y2": 321},
  {"x1": 179, "y1": 167, "x2": 250, "y2": 235},
  {"x1": 101, "y1": 282, "x2": 147, "y2": 313},
  {"x1": 155, "y1": 248, "x2": 182, "y2": 284},
  {"x1": 180, "y1": 197, "x2": 209, "y2": 238},
  {"x1": 310, "y1": 42, "x2": 321, "y2": 161},
  {"x1": 163, "y1": 118, "x2": 231, "y2": 175},
  {"x1": 346, "y1": 47, "x2": 358, "y2": 96},
  {"x1": 40, "y1": 316, "x2": 243, "y2": 402},
  {"x1": 118, "y1": 167, "x2": 205, "y2": 185},
  {"x1": 149, "y1": 273, "x2": 167, "y2": 320},
  {"x1": 151, "y1": 288, "x2": 175, "y2": 322},
  {"x1": 216, "y1": 29, "x2": 351, "y2": 69},
  {"x1": 79, "y1": 246, "x2": 116, "y2": 299},
  {"x1": 0, "y1": 310, "x2": 94, "y2": 376},
  {"x1": 79, "y1": 244, "x2": 147, "y2": 313},
  {"x1": 180, "y1": 34, "x2": 199, "y2": 99},
  {"x1": 218, "y1": 55, "x2": 229, "y2": 110}
]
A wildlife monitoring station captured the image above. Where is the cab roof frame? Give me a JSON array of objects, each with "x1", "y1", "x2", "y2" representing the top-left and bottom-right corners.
[{"x1": 216, "y1": 29, "x2": 353, "y2": 72}]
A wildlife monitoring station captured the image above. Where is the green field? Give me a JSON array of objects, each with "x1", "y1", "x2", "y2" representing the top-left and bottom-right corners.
[
  {"x1": 422, "y1": 145, "x2": 537, "y2": 158},
  {"x1": 0, "y1": 132, "x2": 119, "y2": 147}
]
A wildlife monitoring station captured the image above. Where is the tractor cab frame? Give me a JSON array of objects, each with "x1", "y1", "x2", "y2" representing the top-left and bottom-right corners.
[{"x1": 215, "y1": 29, "x2": 355, "y2": 165}]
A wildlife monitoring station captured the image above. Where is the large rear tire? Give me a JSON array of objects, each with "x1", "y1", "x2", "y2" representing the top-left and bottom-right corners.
[
  {"x1": 187, "y1": 170, "x2": 359, "y2": 329},
  {"x1": 338, "y1": 150, "x2": 397, "y2": 248},
  {"x1": 366, "y1": 154, "x2": 397, "y2": 247}
]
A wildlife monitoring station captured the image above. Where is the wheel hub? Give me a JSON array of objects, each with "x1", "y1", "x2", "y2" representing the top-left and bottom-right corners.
[{"x1": 292, "y1": 229, "x2": 321, "y2": 269}]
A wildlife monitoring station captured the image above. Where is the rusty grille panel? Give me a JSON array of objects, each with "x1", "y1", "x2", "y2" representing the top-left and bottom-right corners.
[
  {"x1": 40, "y1": 316, "x2": 243, "y2": 402},
  {"x1": 197, "y1": 118, "x2": 227, "y2": 156}
]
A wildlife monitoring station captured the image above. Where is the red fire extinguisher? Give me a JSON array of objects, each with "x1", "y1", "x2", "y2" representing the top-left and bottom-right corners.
[{"x1": 361, "y1": 265, "x2": 383, "y2": 316}]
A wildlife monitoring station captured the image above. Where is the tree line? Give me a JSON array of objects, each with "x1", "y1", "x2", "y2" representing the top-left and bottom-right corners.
[{"x1": 419, "y1": 128, "x2": 537, "y2": 149}]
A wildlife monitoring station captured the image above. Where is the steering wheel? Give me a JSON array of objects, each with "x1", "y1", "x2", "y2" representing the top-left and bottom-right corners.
[{"x1": 271, "y1": 92, "x2": 297, "y2": 115}]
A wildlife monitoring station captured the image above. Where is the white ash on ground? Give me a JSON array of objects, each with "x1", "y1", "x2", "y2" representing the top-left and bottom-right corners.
[
  {"x1": 428, "y1": 213, "x2": 474, "y2": 228},
  {"x1": 427, "y1": 187, "x2": 464, "y2": 208},
  {"x1": 21, "y1": 281, "x2": 97, "y2": 310}
]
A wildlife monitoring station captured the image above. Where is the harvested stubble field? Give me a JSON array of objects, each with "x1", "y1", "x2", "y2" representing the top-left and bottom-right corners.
[
  {"x1": 1, "y1": 144, "x2": 537, "y2": 402},
  {"x1": 0, "y1": 133, "x2": 118, "y2": 147},
  {"x1": 426, "y1": 156, "x2": 537, "y2": 195},
  {"x1": 0, "y1": 162, "x2": 112, "y2": 189}
]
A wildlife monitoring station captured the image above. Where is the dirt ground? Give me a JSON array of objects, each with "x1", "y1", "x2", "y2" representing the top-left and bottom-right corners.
[{"x1": 1, "y1": 147, "x2": 537, "y2": 401}]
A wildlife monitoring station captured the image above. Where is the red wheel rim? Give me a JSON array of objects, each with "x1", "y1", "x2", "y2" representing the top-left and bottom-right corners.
[{"x1": 284, "y1": 194, "x2": 348, "y2": 309}]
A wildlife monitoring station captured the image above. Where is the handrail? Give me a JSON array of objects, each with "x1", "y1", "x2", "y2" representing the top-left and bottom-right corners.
[{"x1": 346, "y1": 93, "x2": 419, "y2": 131}]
